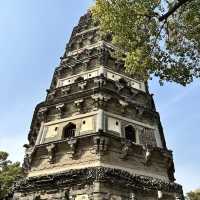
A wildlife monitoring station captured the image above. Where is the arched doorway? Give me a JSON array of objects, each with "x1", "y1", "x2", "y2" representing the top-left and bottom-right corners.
[
  {"x1": 125, "y1": 125, "x2": 136, "y2": 143},
  {"x1": 74, "y1": 76, "x2": 84, "y2": 83},
  {"x1": 63, "y1": 123, "x2": 76, "y2": 139}
]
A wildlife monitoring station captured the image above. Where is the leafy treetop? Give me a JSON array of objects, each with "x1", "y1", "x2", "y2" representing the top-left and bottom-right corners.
[
  {"x1": 186, "y1": 189, "x2": 200, "y2": 200},
  {"x1": 92, "y1": 0, "x2": 200, "y2": 86},
  {"x1": 0, "y1": 151, "x2": 23, "y2": 199}
]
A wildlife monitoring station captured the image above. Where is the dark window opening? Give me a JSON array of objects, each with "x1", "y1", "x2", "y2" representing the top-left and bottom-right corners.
[
  {"x1": 63, "y1": 123, "x2": 76, "y2": 139},
  {"x1": 75, "y1": 76, "x2": 84, "y2": 83},
  {"x1": 96, "y1": 138, "x2": 100, "y2": 145},
  {"x1": 125, "y1": 125, "x2": 136, "y2": 143},
  {"x1": 119, "y1": 78, "x2": 127, "y2": 86}
]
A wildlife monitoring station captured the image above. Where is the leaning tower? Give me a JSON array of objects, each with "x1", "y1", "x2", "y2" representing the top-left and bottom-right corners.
[{"x1": 13, "y1": 12, "x2": 184, "y2": 200}]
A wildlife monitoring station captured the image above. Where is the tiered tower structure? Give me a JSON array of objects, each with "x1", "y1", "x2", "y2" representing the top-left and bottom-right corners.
[{"x1": 13, "y1": 12, "x2": 184, "y2": 200}]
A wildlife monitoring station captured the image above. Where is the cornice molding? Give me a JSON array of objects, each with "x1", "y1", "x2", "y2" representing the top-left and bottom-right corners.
[{"x1": 14, "y1": 167, "x2": 183, "y2": 196}]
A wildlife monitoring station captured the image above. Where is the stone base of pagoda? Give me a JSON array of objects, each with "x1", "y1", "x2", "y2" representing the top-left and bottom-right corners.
[{"x1": 11, "y1": 167, "x2": 184, "y2": 200}]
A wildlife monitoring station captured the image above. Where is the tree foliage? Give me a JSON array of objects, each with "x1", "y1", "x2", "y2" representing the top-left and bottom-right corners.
[
  {"x1": 0, "y1": 151, "x2": 23, "y2": 199},
  {"x1": 92, "y1": 0, "x2": 200, "y2": 86},
  {"x1": 186, "y1": 190, "x2": 200, "y2": 200}
]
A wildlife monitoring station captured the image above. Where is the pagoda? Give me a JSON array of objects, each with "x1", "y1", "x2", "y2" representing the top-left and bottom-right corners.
[{"x1": 12, "y1": 12, "x2": 184, "y2": 200}]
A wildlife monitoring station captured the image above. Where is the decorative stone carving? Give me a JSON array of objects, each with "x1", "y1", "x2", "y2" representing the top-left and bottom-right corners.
[
  {"x1": 120, "y1": 141, "x2": 132, "y2": 159},
  {"x1": 38, "y1": 107, "x2": 48, "y2": 122},
  {"x1": 136, "y1": 106, "x2": 144, "y2": 117},
  {"x1": 130, "y1": 193, "x2": 136, "y2": 200},
  {"x1": 119, "y1": 100, "x2": 129, "y2": 113},
  {"x1": 56, "y1": 67, "x2": 63, "y2": 77},
  {"x1": 13, "y1": 167, "x2": 184, "y2": 195},
  {"x1": 61, "y1": 86, "x2": 71, "y2": 95},
  {"x1": 164, "y1": 154, "x2": 176, "y2": 182},
  {"x1": 28, "y1": 130, "x2": 37, "y2": 146},
  {"x1": 143, "y1": 145, "x2": 153, "y2": 165},
  {"x1": 158, "y1": 190, "x2": 163, "y2": 199},
  {"x1": 121, "y1": 144, "x2": 129, "y2": 159},
  {"x1": 83, "y1": 48, "x2": 91, "y2": 56},
  {"x1": 28, "y1": 126, "x2": 40, "y2": 146},
  {"x1": 93, "y1": 136, "x2": 109, "y2": 155},
  {"x1": 68, "y1": 188, "x2": 76, "y2": 200},
  {"x1": 47, "y1": 90, "x2": 56, "y2": 100},
  {"x1": 92, "y1": 93, "x2": 111, "y2": 102},
  {"x1": 67, "y1": 138, "x2": 78, "y2": 158},
  {"x1": 46, "y1": 144, "x2": 56, "y2": 164},
  {"x1": 69, "y1": 196, "x2": 75, "y2": 200},
  {"x1": 78, "y1": 81, "x2": 87, "y2": 90},
  {"x1": 22, "y1": 145, "x2": 34, "y2": 173},
  {"x1": 145, "y1": 148, "x2": 152, "y2": 164},
  {"x1": 119, "y1": 100, "x2": 128, "y2": 107},
  {"x1": 74, "y1": 99, "x2": 84, "y2": 113},
  {"x1": 51, "y1": 78, "x2": 58, "y2": 89},
  {"x1": 99, "y1": 46, "x2": 110, "y2": 66},
  {"x1": 115, "y1": 81, "x2": 124, "y2": 92},
  {"x1": 94, "y1": 75, "x2": 106, "y2": 88},
  {"x1": 56, "y1": 103, "x2": 65, "y2": 119},
  {"x1": 130, "y1": 89, "x2": 139, "y2": 99},
  {"x1": 82, "y1": 59, "x2": 90, "y2": 71},
  {"x1": 91, "y1": 93, "x2": 111, "y2": 109}
]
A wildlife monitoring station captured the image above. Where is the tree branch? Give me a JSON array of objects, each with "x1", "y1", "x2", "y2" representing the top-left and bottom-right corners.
[
  {"x1": 151, "y1": 20, "x2": 167, "y2": 55},
  {"x1": 159, "y1": 0, "x2": 193, "y2": 21}
]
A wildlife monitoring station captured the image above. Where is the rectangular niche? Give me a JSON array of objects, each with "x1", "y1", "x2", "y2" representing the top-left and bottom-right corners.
[
  {"x1": 107, "y1": 71, "x2": 120, "y2": 81},
  {"x1": 45, "y1": 124, "x2": 59, "y2": 138},
  {"x1": 75, "y1": 195, "x2": 89, "y2": 200},
  {"x1": 80, "y1": 117, "x2": 95, "y2": 134},
  {"x1": 87, "y1": 71, "x2": 98, "y2": 79},
  {"x1": 107, "y1": 117, "x2": 121, "y2": 135},
  {"x1": 131, "y1": 81, "x2": 141, "y2": 90},
  {"x1": 62, "y1": 78, "x2": 74, "y2": 86}
]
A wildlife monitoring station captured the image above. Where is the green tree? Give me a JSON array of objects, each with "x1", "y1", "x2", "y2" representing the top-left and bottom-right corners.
[
  {"x1": 186, "y1": 190, "x2": 200, "y2": 200},
  {"x1": 0, "y1": 151, "x2": 23, "y2": 199},
  {"x1": 92, "y1": 0, "x2": 200, "y2": 86}
]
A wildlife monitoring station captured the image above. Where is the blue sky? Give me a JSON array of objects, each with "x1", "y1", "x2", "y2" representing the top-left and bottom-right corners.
[{"x1": 0, "y1": 0, "x2": 199, "y2": 193}]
